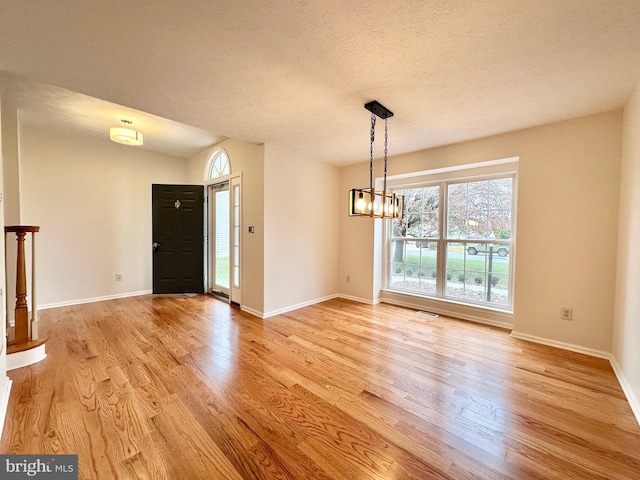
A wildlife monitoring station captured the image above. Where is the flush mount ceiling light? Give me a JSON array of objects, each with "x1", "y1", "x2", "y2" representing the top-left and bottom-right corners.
[
  {"x1": 349, "y1": 101, "x2": 404, "y2": 219},
  {"x1": 110, "y1": 119, "x2": 143, "y2": 146}
]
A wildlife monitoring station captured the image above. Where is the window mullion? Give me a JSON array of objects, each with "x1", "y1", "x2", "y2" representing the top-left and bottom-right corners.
[{"x1": 436, "y1": 181, "x2": 446, "y2": 297}]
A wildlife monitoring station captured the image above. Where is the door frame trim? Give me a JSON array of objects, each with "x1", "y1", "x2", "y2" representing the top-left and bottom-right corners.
[{"x1": 204, "y1": 172, "x2": 242, "y2": 305}]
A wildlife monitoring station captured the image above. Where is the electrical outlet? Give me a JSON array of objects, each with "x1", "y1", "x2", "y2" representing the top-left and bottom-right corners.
[
  {"x1": 560, "y1": 307, "x2": 572, "y2": 320},
  {"x1": 116, "y1": 274, "x2": 122, "y2": 281}
]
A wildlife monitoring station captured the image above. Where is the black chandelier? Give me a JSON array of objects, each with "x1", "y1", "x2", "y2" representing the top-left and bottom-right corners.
[{"x1": 349, "y1": 101, "x2": 404, "y2": 219}]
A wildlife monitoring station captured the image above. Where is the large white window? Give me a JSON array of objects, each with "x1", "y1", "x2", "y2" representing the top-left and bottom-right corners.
[{"x1": 388, "y1": 170, "x2": 516, "y2": 311}]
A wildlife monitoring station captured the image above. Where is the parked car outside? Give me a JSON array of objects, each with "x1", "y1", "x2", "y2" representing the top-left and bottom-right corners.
[{"x1": 466, "y1": 244, "x2": 509, "y2": 257}]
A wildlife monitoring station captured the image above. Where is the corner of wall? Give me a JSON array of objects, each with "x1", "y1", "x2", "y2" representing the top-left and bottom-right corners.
[
  {"x1": 611, "y1": 77, "x2": 640, "y2": 428},
  {"x1": 610, "y1": 355, "x2": 640, "y2": 426}
]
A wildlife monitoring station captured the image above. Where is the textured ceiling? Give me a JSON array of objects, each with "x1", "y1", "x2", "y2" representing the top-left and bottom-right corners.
[
  {"x1": 1, "y1": 0, "x2": 639, "y2": 164},
  {"x1": 1, "y1": 75, "x2": 226, "y2": 159}
]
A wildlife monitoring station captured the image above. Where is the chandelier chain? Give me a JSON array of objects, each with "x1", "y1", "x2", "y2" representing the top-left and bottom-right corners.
[
  {"x1": 369, "y1": 112, "x2": 376, "y2": 190},
  {"x1": 383, "y1": 118, "x2": 388, "y2": 196}
]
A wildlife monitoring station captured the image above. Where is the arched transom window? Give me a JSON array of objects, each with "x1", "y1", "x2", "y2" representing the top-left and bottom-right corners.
[{"x1": 207, "y1": 149, "x2": 231, "y2": 180}]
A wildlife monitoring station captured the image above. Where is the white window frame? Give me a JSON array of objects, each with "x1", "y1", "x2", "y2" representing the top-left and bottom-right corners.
[
  {"x1": 384, "y1": 158, "x2": 518, "y2": 313},
  {"x1": 205, "y1": 148, "x2": 231, "y2": 180}
]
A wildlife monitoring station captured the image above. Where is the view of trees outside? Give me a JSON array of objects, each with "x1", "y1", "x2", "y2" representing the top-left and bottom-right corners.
[
  {"x1": 389, "y1": 177, "x2": 514, "y2": 308},
  {"x1": 389, "y1": 186, "x2": 440, "y2": 293},
  {"x1": 447, "y1": 178, "x2": 512, "y2": 240}
]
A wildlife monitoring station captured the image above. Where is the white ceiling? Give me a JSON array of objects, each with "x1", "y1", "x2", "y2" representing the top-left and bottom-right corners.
[
  {"x1": 1, "y1": 74, "x2": 227, "y2": 158},
  {"x1": 1, "y1": 1, "x2": 639, "y2": 164}
]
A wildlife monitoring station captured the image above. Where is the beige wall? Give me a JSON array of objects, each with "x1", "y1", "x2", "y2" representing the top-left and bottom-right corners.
[
  {"x1": 613, "y1": 80, "x2": 640, "y2": 419},
  {"x1": 339, "y1": 163, "x2": 376, "y2": 302},
  {"x1": 263, "y1": 144, "x2": 340, "y2": 316},
  {"x1": 0, "y1": 92, "x2": 10, "y2": 437},
  {"x1": 20, "y1": 125, "x2": 188, "y2": 306},
  {"x1": 187, "y1": 138, "x2": 265, "y2": 315},
  {"x1": 340, "y1": 111, "x2": 622, "y2": 353},
  {"x1": 1, "y1": 89, "x2": 20, "y2": 225}
]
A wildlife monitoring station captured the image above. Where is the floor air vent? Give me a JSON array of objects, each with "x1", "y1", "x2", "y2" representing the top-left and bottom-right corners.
[{"x1": 417, "y1": 311, "x2": 439, "y2": 318}]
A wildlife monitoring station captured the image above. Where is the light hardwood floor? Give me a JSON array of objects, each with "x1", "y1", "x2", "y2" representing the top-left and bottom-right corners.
[{"x1": 1, "y1": 295, "x2": 639, "y2": 479}]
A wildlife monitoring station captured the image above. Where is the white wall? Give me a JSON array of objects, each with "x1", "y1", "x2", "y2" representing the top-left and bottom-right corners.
[
  {"x1": 187, "y1": 138, "x2": 265, "y2": 315},
  {"x1": 263, "y1": 144, "x2": 340, "y2": 316},
  {"x1": 19, "y1": 125, "x2": 188, "y2": 306},
  {"x1": 0, "y1": 89, "x2": 12, "y2": 439},
  {"x1": 612, "y1": 80, "x2": 640, "y2": 421},
  {"x1": 340, "y1": 111, "x2": 622, "y2": 354}
]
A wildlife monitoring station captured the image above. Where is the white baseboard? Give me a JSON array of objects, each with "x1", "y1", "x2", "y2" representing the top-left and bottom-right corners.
[
  {"x1": 509, "y1": 331, "x2": 611, "y2": 359},
  {"x1": 7, "y1": 344, "x2": 47, "y2": 371},
  {"x1": 240, "y1": 305, "x2": 264, "y2": 318},
  {"x1": 241, "y1": 294, "x2": 379, "y2": 319},
  {"x1": 610, "y1": 356, "x2": 640, "y2": 427},
  {"x1": 0, "y1": 377, "x2": 12, "y2": 440},
  {"x1": 261, "y1": 294, "x2": 340, "y2": 319},
  {"x1": 38, "y1": 290, "x2": 153, "y2": 310},
  {"x1": 336, "y1": 294, "x2": 378, "y2": 305}
]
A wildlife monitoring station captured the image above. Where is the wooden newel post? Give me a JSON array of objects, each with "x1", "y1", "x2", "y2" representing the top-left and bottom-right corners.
[{"x1": 5, "y1": 226, "x2": 40, "y2": 346}]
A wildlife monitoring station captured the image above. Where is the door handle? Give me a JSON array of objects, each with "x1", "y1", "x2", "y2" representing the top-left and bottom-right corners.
[{"x1": 152, "y1": 242, "x2": 160, "y2": 251}]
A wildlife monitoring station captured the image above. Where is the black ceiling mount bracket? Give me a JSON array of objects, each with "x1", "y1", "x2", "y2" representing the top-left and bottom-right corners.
[{"x1": 364, "y1": 100, "x2": 394, "y2": 119}]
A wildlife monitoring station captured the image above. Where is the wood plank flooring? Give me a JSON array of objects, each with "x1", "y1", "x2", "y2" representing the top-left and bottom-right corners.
[{"x1": 1, "y1": 295, "x2": 639, "y2": 479}]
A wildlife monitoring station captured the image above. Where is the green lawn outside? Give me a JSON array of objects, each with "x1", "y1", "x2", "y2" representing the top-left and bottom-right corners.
[
  {"x1": 393, "y1": 253, "x2": 509, "y2": 286},
  {"x1": 216, "y1": 256, "x2": 230, "y2": 286}
]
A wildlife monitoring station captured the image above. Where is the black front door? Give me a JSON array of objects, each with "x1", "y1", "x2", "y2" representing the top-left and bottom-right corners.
[{"x1": 152, "y1": 184, "x2": 204, "y2": 294}]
